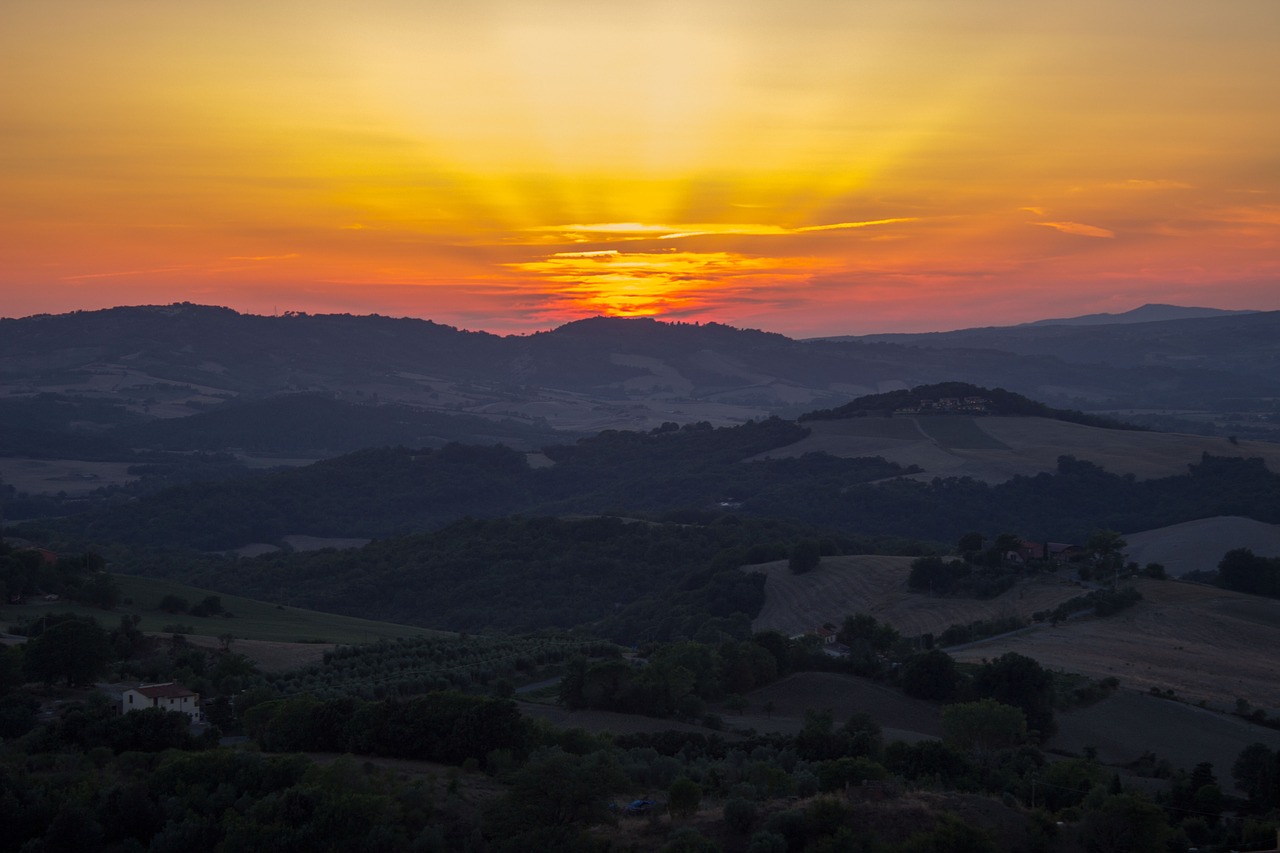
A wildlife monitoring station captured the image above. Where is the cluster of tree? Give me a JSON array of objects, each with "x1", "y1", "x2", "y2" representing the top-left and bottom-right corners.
[
  {"x1": 0, "y1": 543, "x2": 119, "y2": 610},
  {"x1": 935, "y1": 615, "x2": 1027, "y2": 648},
  {"x1": 1032, "y1": 587, "x2": 1143, "y2": 625},
  {"x1": 1233, "y1": 742, "x2": 1280, "y2": 814},
  {"x1": 1217, "y1": 547, "x2": 1280, "y2": 598},
  {"x1": 26, "y1": 694, "x2": 216, "y2": 756},
  {"x1": 0, "y1": 393, "x2": 150, "y2": 460},
  {"x1": 72, "y1": 442, "x2": 537, "y2": 549},
  {"x1": 898, "y1": 650, "x2": 1058, "y2": 738},
  {"x1": 559, "y1": 636, "x2": 789, "y2": 720},
  {"x1": 157, "y1": 594, "x2": 227, "y2": 618},
  {"x1": 243, "y1": 692, "x2": 529, "y2": 764},
  {"x1": 906, "y1": 555, "x2": 1017, "y2": 599},
  {"x1": 6, "y1": 612, "x2": 132, "y2": 688},
  {"x1": 0, "y1": 747, "x2": 449, "y2": 852}
]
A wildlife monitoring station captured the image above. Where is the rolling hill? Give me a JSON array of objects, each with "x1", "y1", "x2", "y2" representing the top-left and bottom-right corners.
[
  {"x1": 948, "y1": 578, "x2": 1280, "y2": 710},
  {"x1": 750, "y1": 560, "x2": 1280, "y2": 711},
  {"x1": 4, "y1": 305, "x2": 1279, "y2": 450},
  {"x1": 844, "y1": 308, "x2": 1280, "y2": 377},
  {"x1": 1122, "y1": 516, "x2": 1280, "y2": 577},
  {"x1": 754, "y1": 415, "x2": 1280, "y2": 483},
  {"x1": 746, "y1": 554, "x2": 1087, "y2": 638},
  {"x1": 33, "y1": 391, "x2": 1280, "y2": 552}
]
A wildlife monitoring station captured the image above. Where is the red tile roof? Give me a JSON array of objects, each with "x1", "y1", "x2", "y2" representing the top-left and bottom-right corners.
[{"x1": 132, "y1": 683, "x2": 196, "y2": 699}]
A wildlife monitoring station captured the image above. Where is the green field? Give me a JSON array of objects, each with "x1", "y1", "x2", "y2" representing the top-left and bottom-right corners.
[
  {"x1": 1, "y1": 574, "x2": 449, "y2": 644},
  {"x1": 915, "y1": 416, "x2": 1011, "y2": 450}
]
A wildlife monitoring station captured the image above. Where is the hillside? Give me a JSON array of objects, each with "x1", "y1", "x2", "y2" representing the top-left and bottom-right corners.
[
  {"x1": 1051, "y1": 690, "x2": 1280, "y2": 784},
  {"x1": 747, "y1": 554, "x2": 1088, "y2": 639},
  {"x1": 847, "y1": 308, "x2": 1280, "y2": 376},
  {"x1": 950, "y1": 578, "x2": 1280, "y2": 709},
  {"x1": 0, "y1": 573, "x2": 445, "y2": 647},
  {"x1": 755, "y1": 415, "x2": 1280, "y2": 483},
  {"x1": 750, "y1": 556, "x2": 1280, "y2": 711},
  {"x1": 1124, "y1": 516, "x2": 1280, "y2": 577}
]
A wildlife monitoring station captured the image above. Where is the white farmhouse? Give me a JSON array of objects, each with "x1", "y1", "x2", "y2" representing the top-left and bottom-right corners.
[{"x1": 122, "y1": 683, "x2": 201, "y2": 722}]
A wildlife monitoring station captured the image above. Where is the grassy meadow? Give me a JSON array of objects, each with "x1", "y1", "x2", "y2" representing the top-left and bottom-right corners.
[{"x1": 1, "y1": 573, "x2": 448, "y2": 644}]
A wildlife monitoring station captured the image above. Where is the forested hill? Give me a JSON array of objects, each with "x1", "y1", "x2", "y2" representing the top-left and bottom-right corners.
[
  {"x1": 132, "y1": 515, "x2": 878, "y2": 642},
  {"x1": 67, "y1": 418, "x2": 908, "y2": 549},
  {"x1": 113, "y1": 393, "x2": 565, "y2": 455},
  {"x1": 47, "y1": 409, "x2": 1280, "y2": 553},
  {"x1": 85, "y1": 453, "x2": 1280, "y2": 639},
  {"x1": 801, "y1": 382, "x2": 1140, "y2": 430}
]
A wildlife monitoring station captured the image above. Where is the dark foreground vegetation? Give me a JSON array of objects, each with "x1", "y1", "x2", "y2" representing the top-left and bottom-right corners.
[
  {"x1": 98, "y1": 515, "x2": 912, "y2": 643},
  {"x1": 6, "y1": 373, "x2": 1280, "y2": 851},
  {"x1": 4, "y1": 604, "x2": 1280, "y2": 853}
]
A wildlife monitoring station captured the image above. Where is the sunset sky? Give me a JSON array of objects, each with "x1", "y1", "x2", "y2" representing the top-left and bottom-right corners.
[{"x1": 4, "y1": 0, "x2": 1278, "y2": 336}]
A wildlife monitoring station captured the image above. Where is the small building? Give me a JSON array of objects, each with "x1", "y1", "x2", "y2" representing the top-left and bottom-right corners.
[
  {"x1": 122, "y1": 683, "x2": 201, "y2": 722},
  {"x1": 1047, "y1": 543, "x2": 1085, "y2": 562}
]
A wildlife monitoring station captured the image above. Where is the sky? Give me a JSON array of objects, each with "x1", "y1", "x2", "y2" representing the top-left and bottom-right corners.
[{"x1": 4, "y1": 0, "x2": 1278, "y2": 337}]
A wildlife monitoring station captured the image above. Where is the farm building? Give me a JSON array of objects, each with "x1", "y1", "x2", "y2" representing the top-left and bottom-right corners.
[{"x1": 122, "y1": 682, "x2": 202, "y2": 722}]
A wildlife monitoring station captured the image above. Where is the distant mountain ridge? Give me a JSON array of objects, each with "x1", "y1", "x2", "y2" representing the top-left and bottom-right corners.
[
  {"x1": 832, "y1": 308, "x2": 1280, "y2": 375},
  {"x1": 2, "y1": 304, "x2": 1279, "y2": 452},
  {"x1": 1019, "y1": 303, "x2": 1256, "y2": 327}
]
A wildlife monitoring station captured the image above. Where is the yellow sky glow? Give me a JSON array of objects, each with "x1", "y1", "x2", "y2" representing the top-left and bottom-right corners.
[{"x1": 3, "y1": 0, "x2": 1278, "y2": 335}]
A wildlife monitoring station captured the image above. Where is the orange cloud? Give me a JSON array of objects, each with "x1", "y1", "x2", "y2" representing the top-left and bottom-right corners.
[
  {"x1": 1034, "y1": 221, "x2": 1116, "y2": 239},
  {"x1": 525, "y1": 218, "x2": 919, "y2": 243}
]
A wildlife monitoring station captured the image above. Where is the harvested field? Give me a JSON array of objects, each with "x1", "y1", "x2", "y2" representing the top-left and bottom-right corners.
[
  {"x1": 1050, "y1": 690, "x2": 1280, "y2": 787},
  {"x1": 749, "y1": 555, "x2": 1087, "y2": 639},
  {"x1": 753, "y1": 416, "x2": 1280, "y2": 483},
  {"x1": 805, "y1": 418, "x2": 928, "y2": 441},
  {"x1": 972, "y1": 418, "x2": 1280, "y2": 480},
  {"x1": 950, "y1": 578, "x2": 1280, "y2": 710},
  {"x1": 1123, "y1": 516, "x2": 1280, "y2": 577},
  {"x1": 916, "y1": 416, "x2": 1010, "y2": 450},
  {"x1": 282, "y1": 534, "x2": 371, "y2": 552}
]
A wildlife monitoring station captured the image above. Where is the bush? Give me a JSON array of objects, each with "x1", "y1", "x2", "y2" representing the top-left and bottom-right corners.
[
  {"x1": 723, "y1": 798, "x2": 758, "y2": 835},
  {"x1": 158, "y1": 594, "x2": 189, "y2": 614},
  {"x1": 900, "y1": 650, "x2": 961, "y2": 701},
  {"x1": 668, "y1": 778, "x2": 702, "y2": 820},
  {"x1": 747, "y1": 831, "x2": 788, "y2": 853}
]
